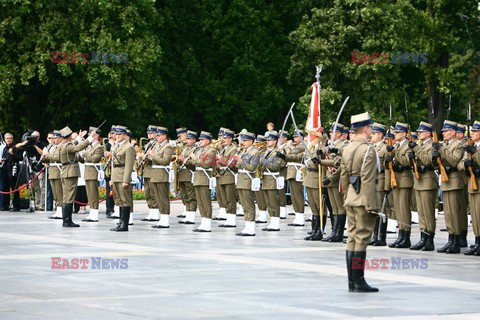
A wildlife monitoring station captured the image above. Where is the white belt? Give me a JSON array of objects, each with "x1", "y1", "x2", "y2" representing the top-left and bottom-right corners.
[
  {"x1": 287, "y1": 163, "x2": 303, "y2": 167},
  {"x1": 152, "y1": 165, "x2": 170, "y2": 169},
  {"x1": 195, "y1": 168, "x2": 213, "y2": 172},
  {"x1": 84, "y1": 162, "x2": 101, "y2": 167},
  {"x1": 238, "y1": 169, "x2": 255, "y2": 174},
  {"x1": 263, "y1": 172, "x2": 279, "y2": 176},
  {"x1": 48, "y1": 163, "x2": 62, "y2": 167}
]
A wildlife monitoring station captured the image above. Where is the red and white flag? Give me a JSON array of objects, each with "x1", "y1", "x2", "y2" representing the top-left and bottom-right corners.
[{"x1": 306, "y1": 82, "x2": 322, "y2": 142}]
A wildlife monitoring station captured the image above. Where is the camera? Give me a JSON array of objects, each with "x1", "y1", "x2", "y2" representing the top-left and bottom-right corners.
[{"x1": 21, "y1": 130, "x2": 38, "y2": 146}]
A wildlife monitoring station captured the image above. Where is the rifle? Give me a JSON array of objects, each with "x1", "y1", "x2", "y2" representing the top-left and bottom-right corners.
[
  {"x1": 387, "y1": 104, "x2": 397, "y2": 187},
  {"x1": 405, "y1": 97, "x2": 420, "y2": 179},
  {"x1": 466, "y1": 104, "x2": 477, "y2": 190},
  {"x1": 430, "y1": 98, "x2": 449, "y2": 182}
]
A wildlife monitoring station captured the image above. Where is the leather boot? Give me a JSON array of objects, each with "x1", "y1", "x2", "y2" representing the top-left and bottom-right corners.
[
  {"x1": 322, "y1": 214, "x2": 337, "y2": 242},
  {"x1": 437, "y1": 234, "x2": 454, "y2": 253},
  {"x1": 305, "y1": 215, "x2": 323, "y2": 241},
  {"x1": 389, "y1": 229, "x2": 404, "y2": 248},
  {"x1": 110, "y1": 208, "x2": 124, "y2": 231},
  {"x1": 464, "y1": 236, "x2": 480, "y2": 255},
  {"x1": 304, "y1": 215, "x2": 319, "y2": 240},
  {"x1": 396, "y1": 231, "x2": 411, "y2": 248},
  {"x1": 373, "y1": 218, "x2": 387, "y2": 246},
  {"x1": 409, "y1": 232, "x2": 426, "y2": 250},
  {"x1": 458, "y1": 230, "x2": 468, "y2": 248},
  {"x1": 346, "y1": 251, "x2": 354, "y2": 291},
  {"x1": 422, "y1": 233, "x2": 435, "y2": 251},
  {"x1": 368, "y1": 217, "x2": 380, "y2": 245},
  {"x1": 115, "y1": 207, "x2": 130, "y2": 232},
  {"x1": 351, "y1": 251, "x2": 378, "y2": 293},
  {"x1": 446, "y1": 235, "x2": 460, "y2": 254},
  {"x1": 330, "y1": 214, "x2": 346, "y2": 242},
  {"x1": 62, "y1": 203, "x2": 79, "y2": 227}
]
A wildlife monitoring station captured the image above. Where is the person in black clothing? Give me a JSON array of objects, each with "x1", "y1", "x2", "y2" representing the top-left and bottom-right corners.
[
  {"x1": 105, "y1": 129, "x2": 115, "y2": 216},
  {"x1": 0, "y1": 133, "x2": 20, "y2": 211}
]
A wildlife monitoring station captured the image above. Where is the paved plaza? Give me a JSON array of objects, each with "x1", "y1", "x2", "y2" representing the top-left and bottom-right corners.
[{"x1": 0, "y1": 200, "x2": 479, "y2": 319}]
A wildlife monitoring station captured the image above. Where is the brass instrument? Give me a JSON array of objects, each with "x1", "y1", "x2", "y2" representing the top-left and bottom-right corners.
[
  {"x1": 173, "y1": 141, "x2": 183, "y2": 195},
  {"x1": 254, "y1": 141, "x2": 267, "y2": 150},
  {"x1": 210, "y1": 138, "x2": 224, "y2": 150},
  {"x1": 136, "y1": 139, "x2": 156, "y2": 177},
  {"x1": 220, "y1": 146, "x2": 245, "y2": 176}
]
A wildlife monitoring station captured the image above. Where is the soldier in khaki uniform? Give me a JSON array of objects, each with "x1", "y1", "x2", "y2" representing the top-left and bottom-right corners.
[
  {"x1": 386, "y1": 122, "x2": 413, "y2": 248},
  {"x1": 42, "y1": 130, "x2": 63, "y2": 219},
  {"x1": 80, "y1": 127, "x2": 104, "y2": 222},
  {"x1": 176, "y1": 130, "x2": 199, "y2": 225},
  {"x1": 320, "y1": 123, "x2": 347, "y2": 242},
  {"x1": 367, "y1": 123, "x2": 389, "y2": 246},
  {"x1": 148, "y1": 127, "x2": 174, "y2": 229},
  {"x1": 434, "y1": 120, "x2": 465, "y2": 253},
  {"x1": 341, "y1": 112, "x2": 379, "y2": 293},
  {"x1": 259, "y1": 131, "x2": 285, "y2": 231},
  {"x1": 408, "y1": 121, "x2": 437, "y2": 251},
  {"x1": 57, "y1": 126, "x2": 95, "y2": 227},
  {"x1": 188, "y1": 131, "x2": 216, "y2": 232},
  {"x1": 108, "y1": 126, "x2": 135, "y2": 231},
  {"x1": 175, "y1": 127, "x2": 188, "y2": 218},
  {"x1": 234, "y1": 132, "x2": 260, "y2": 236},
  {"x1": 139, "y1": 125, "x2": 160, "y2": 222},
  {"x1": 463, "y1": 120, "x2": 480, "y2": 255},
  {"x1": 213, "y1": 128, "x2": 228, "y2": 221},
  {"x1": 277, "y1": 130, "x2": 306, "y2": 226},
  {"x1": 216, "y1": 129, "x2": 238, "y2": 228},
  {"x1": 456, "y1": 123, "x2": 469, "y2": 247},
  {"x1": 277, "y1": 131, "x2": 289, "y2": 219},
  {"x1": 254, "y1": 135, "x2": 269, "y2": 223}
]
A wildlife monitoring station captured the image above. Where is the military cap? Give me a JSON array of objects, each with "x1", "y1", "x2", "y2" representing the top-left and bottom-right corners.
[
  {"x1": 351, "y1": 112, "x2": 372, "y2": 129},
  {"x1": 88, "y1": 126, "x2": 100, "y2": 134},
  {"x1": 176, "y1": 127, "x2": 187, "y2": 136},
  {"x1": 329, "y1": 123, "x2": 346, "y2": 133},
  {"x1": 471, "y1": 121, "x2": 480, "y2": 131},
  {"x1": 199, "y1": 131, "x2": 213, "y2": 140},
  {"x1": 186, "y1": 130, "x2": 198, "y2": 139},
  {"x1": 441, "y1": 120, "x2": 458, "y2": 131},
  {"x1": 218, "y1": 127, "x2": 226, "y2": 136},
  {"x1": 156, "y1": 127, "x2": 168, "y2": 135},
  {"x1": 394, "y1": 122, "x2": 409, "y2": 132},
  {"x1": 279, "y1": 130, "x2": 288, "y2": 138},
  {"x1": 59, "y1": 126, "x2": 73, "y2": 138},
  {"x1": 417, "y1": 121, "x2": 433, "y2": 132},
  {"x1": 223, "y1": 129, "x2": 235, "y2": 138},
  {"x1": 256, "y1": 135, "x2": 266, "y2": 142},
  {"x1": 385, "y1": 132, "x2": 394, "y2": 139},
  {"x1": 457, "y1": 124, "x2": 466, "y2": 134},
  {"x1": 240, "y1": 132, "x2": 255, "y2": 141},
  {"x1": 115, "y1": 125, "x2": 128, "y2": 134},
  {"x1": 293, "y1": 130, "x2": 305, "y2": 137},
  {"x1": 147, "y1": 125, "x2": 158, "y2": 133},
  {"x1": 411, "y1": 132, "x2": 418, "y2": 139},
  {"x1": 372, "y1": 122, "x2": 386, "y2": 134},
  {"x1": 266, "y1": 131, "x2": 279, "y2": 140},
  {"x1": 52, "y1": 130, "x2": 62, "y2": 138}
]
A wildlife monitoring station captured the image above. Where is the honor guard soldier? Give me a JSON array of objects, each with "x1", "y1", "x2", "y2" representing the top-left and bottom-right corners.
[
  {"x1": 463, "y1": 120, "x2": 480, "y2": 255},
  {"x1": 58, "y1": 126, "x2": 95, "y2": 227},
  {"x1": 148, "y1": 127, "x2": 174, "y2": 229},
  {"x1": 213, "y1": 128, "x2": 228, "y2": 221},
  {"x1": 81, "y1": 127, "x2": 104, "y2": 222},
  {"x1": 104, "y1": 127, "x2": 117, "y2": 217},
  {"x1": 259, "y1": 131, "x2": 285, "y2": 231},
  {"x1": 278, "y1": 130, "x2": 306, "y2": 226},
  {"x1": 42, "y1": 130, "x2": 63, "y2": 219},
  {"x1": 408, "y1": 121, "x2": 437, "y2": 251},
  {"x1": 456, "y1": 123, "x2": 469, "y2": 247},
  {"x1": 367, "y1": 123, "x2": 390, "y2": 246},
  {"x1": 175, "y1": 127, "x2": 188, "y2": 217},
  {"x1": 176, "y1": 130, "x2": 199, "y2": 225},
  {"x1": 235, "y1": 131, "x2": 260, "y2": 236},
  {"x1": 216, "y1": 129, "x2": 239, "y2": 228},
  {"x1": 320, "y1": 123, "x2": 347, "y2": 242},
  {"x1": 140, "y1": 125, "x2": 160, "y2": 222},
  {"x1": 341, "y1": 112, "x2": 380, "y2": 293},
  {"x1": 189, "y1": 131, "x2": 216, "y2": 232},
  {"x1": 386, "y1": 122, "x2": 414, "y2": 248},
  {"x1": 254, "y1": 135, "x2": 269, "y2": 224},
  {"x1": 108, "y1": 126, "x2": 135, "y2": 232},
  {"x1": 433, "y1": 120, "x2": 465, "y2": 253},
  {"x1": 277, "y1": 131, "x2": 289, "y2": 219}
]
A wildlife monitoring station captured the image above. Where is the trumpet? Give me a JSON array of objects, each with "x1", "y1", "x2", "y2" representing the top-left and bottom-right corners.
[
  {"x1": 211, "y1": 138, "x2": 224, "y2": 150},
  {"x1": 254, "y1": 141, "x2": 267, "y2": 150}
]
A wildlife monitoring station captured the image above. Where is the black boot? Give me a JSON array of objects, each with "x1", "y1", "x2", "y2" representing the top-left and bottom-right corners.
[
  {"x1": 458, "y1": 230, "x2": 468, "y2": 248},
  {"x1": 422, "y1": 233, "x2": 435, "y2": 251},
  {"x1": 446, "y1": 235, "x2": 460, "y2": 254},
  {"x1": 330, "y1": 214, "x2": 346, "y2": 242},
  {"x1": 346, "y1": 251, "x2": 354, "y2": 292},
  {"x1": 368, "y1": 217, "x2": 380, "y2": 245},
  {"x1": 464, "y1": 236, "x2": 480, "y2": 255},
  {"x1": 322, "y1": 214, "x2": 337, "y2": 242},
  {"x1": 373, "y1": 218, "x2": 387, "y2": 246},
  {"x1": 62, "y1": 203, "x2": 79, "y2": 227},
  {"x1": 305, "y1": 215, "x2": 320, "y2": 240},
  {"x1": 351, "y1": 251, "x2": 378, "y2": 293},
  {"x1": 409, "y1": 232, "x2": 427, "y2": 250},
  {"x1": 437, "y1": 234, "x2": 454, "y2": 253},
  {"x1": 110, "y1": 208, "x2": 124, "y2": 231},
  {"x1": 389, "y1": 230, "x2": 404, "y2": 248},
  {"x1": 115, "y1": 207, "x2": 130, "y2": 232},
  {"x1": 396, "y1": 231, "x2": 411, "y2": 248}
]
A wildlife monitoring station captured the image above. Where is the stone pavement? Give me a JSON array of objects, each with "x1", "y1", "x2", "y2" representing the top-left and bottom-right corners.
[{"x1": 0, "y1": 200, "x2": 479, "y2": 320}]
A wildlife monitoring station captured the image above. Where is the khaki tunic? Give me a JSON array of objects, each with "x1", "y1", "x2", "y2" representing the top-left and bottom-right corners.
[
  {"x1": 260, "y1": 146, "x2": 284, "y2": 217},
  {"x1": 467, "y1": 143, "x2": 480, "y2": 236},
  {"x1": 178, "y1": 145, "x2": 197, "y2": 211},
  {"x1": 42, "y1": 144, "x2": 63, "y2": 207},
  {"x1": 320, "y1": 139, "x2": 346, "y2": 215},
  {"x1": 285, "y1": 143, "x2": 305, "y2": 213},
  {"x1": 58, "y1": 139, "x2": 90, "y2": 203},
  {"x1": 217, "y1": 144, "x2": 238, "y2": 214},
  {"x1": 111, "y1": 141, "x2": 135, "y2": 207},
  {"x1": 81, "y1": 141, "x2": 104, "y2": 209},
  {"x1": 192, "y1": 145, "x2": 216, "y2": 218},
  {"x1": 392, "y1": 139, "x2": 414, "y2": 231},
  {"x1": 142, "y1": 139, "x2": 157, "y2": 209},
  {"x1": 150, "y1": 141, "x2": 174, "y2": 214},
  {"x1": 236, "y1": 146, "x2": 260, "y2": 221}
]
